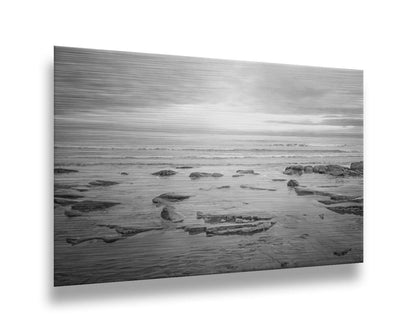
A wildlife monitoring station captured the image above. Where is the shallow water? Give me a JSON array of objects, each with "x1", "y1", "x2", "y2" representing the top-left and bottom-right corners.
[{"x1": 54, "y1": 135, "x2": 363, "y2": 286}]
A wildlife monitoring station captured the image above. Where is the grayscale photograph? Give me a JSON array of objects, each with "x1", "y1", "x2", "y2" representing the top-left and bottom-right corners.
[{"x1": 54, "y1": 46, "x2": 363, "y2": 286}]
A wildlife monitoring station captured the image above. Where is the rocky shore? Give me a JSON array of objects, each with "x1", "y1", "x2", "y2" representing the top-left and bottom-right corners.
[
  {"x1": 189, "y1": 172, "x2": 224, "y2": 179},
  {"x1": 56, "y1": 162, "x2": 363, "y2": 266},
  {"x1": 283, "y1": 176, "x2": 364, "y2": 216},
  {"x1": 283, "y1": 161, "x2": 363, "y2": 177}
]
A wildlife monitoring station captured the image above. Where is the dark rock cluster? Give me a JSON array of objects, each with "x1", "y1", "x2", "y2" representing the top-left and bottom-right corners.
[
  {"x1": 287, "y1": 179, "x2": 299, "y2": 187},
  {"x1": 189, "y1": 172, "x2": 224, "y2": 179},
  {"x1": 190, "y1": 212, "x2": 276, "y2": 236},
  {"x1": 54, "y1": 168, "x2": 79, "y2": 174},
  {"x1": 284, "y1": 180, "x2": 363, "y2": 216},
  {"x1": 152, "y1": 192, "x2": 191, "y2": 204},
  {"x1": 236, "y1": 169, "x2": 260, "y2": 175},
  {"x1": 161, "y1": 206, "x2": 184, "y2": 223},
  {"x1": 283, "y1": 161, "x2": 363, "y2": 177},
  {"x1": 89, "y1": 180, "x2": 119, "y2": 187},
  {"x1": 70, "y1": 200, "x2": 120, "y2": 212},
  {"x1": 152, "y1": 170, "x2": 177, "y2": 176}
]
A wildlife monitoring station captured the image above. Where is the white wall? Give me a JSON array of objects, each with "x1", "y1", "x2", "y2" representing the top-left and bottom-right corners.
[{"x1": 1, "y1": 1, "x2": 415, "y2": 332}]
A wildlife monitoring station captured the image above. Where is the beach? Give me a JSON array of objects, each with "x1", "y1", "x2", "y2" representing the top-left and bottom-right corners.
[{"x1": 54, "y1": 134, "x2": 363, "y2": 286}]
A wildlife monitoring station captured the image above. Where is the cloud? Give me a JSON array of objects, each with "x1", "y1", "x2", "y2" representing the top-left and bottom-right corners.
[
  {"x1": 321, "y1": 118, "x2": 363, "y2": 127},
  {"x1": 268, "y1": 117, "x2": 363, "y2": 127},
  {"x1": 54, "y1": 47, "x2": 363, "y2": 141},
  {"x1": 55, "y1": 47, "x2": 363, "y2": 116}
]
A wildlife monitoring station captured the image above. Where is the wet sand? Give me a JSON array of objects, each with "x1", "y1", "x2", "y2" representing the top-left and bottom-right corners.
[{"x1": 54, "y1": 152, "x2": 363, "y2": 286}]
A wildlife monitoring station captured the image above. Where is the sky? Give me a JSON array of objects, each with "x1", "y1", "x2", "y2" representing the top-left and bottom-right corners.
[{"x1": 54, "y1": 47, "x2": 363, "y2": 142}]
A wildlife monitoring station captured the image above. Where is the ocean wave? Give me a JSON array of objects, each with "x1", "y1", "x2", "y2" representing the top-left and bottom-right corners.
[
  {"x1": 57, "y1": 154, "x2": 363, "y2": 161},
  {"x1": 54, "y1": 145, "x2": 357, "y2": 153},
  {"x1": 54, "y1": 159, "x2": 361, "y2": 167}
]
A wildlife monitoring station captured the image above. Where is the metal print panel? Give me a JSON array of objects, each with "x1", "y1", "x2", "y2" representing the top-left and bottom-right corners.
[{"x1": 54, "y1": 46, "x2": 363, "y2": 286}]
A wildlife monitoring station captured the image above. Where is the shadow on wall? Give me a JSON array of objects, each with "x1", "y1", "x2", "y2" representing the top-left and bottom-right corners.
[{"x1": 49, "y1": 263, "x2": 362, "y2": 303}]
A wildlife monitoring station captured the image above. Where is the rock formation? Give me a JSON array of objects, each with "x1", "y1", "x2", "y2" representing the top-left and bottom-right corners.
[{"x1": 152, "y1": 170, "x2": 177, "y2": 176}]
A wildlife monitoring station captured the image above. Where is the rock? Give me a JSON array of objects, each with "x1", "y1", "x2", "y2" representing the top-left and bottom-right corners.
[
  {"x1": 304, "y1": 165, "x2": 313, "y2": 173},
  {"x1": 313, "y1": 165, "x2": 328, "y2": 174},
  {"x1": 283, "y1": 165, "x2": 304, "y2": 175},
  {"x1": 189, "y1": 172, "x2": 223, "y2": 179},
  {"x1": 55, "y1": 184, "x2": 89, "y2": 192},
  {"x1": 55, "y1": 194, "x2": 84, "y2": 199},
  {"x1": 152, "y1": 197, "x2": 170, "y2": 205},
  {"x1": 64, "y1": 209, "x2": 82, "y2": 217},
  {"x1": 176, "y1": 166, "x2": 193, "y2": 169},
  {"x1": 294, "y1": 187, "x2": 332, "y2": 196},
  {"x1": 352, "y1": 197, "x2": 365, "y2": 204},
  {"x1": 152, "y1": 192, "x2": 191, "y2": 203},
  {"x1": 54, "y1": 184, "x2": 74, "y2": 190},
  {"x1": 325, "y1": 206, "x2": 363, "y2": 216},
  {"x1": 184, "y1": 225, "x2": 207, "y2": 235},
  {"x1": 240, "y1": 184, "x2": 276, "y2": 191},
  {"x1": 236, "y1": 169, "x2": 259, "y2": 175},
  {"x1": 66, "y1": 236, "x2": 123, "y2": 245},
  {"x1": 161, "y1": 206, "x2": 184, "y2": 223},
  {"x1": 280, "y1": 262, "x2": 289, "y2": 268},
  {"x1": 312, "y1": 164, "x2": 362, "y2": 177},
  {"x1": 347, "y1": 169, "x2": 362, "y2": 176},
  {"x1": 330, "y1": 194, "x2": 362, "y2": 201},
  {"x1": 67, "y1": 223, "x2": 164, "y2": 246},
  {"x1": 280, "y1": 164, "x2": 364, "y2": 177},
  {"x1": 196, "y1": 212, "x2": 273, "y2": 224},
  {"x1": 318, "y1": 196, "x2": 363, "y2": 205},
  {"x1": 294, "y1": 188, "x2": 364, "y2": 209},
  {"x1": 206, "y1": 221, "x2": 276, "y2": 236},
  {"x1": 287, "y1": 165, "x2": 304, "y2": 171},
  {"x1": 54, "y1": 198, "x2": 78, "y2": 206},
  {"x1": 71, "y1": 200, "x2": 120, "y2": 212},
  {"x1": 54, "y1": 168, "x2": 78, "y2": 174},
  {"x1": 283, "y1": 169, "x2": 294, "y2": 175},
  {"x1": 318, "y1": 200, "x2": 338, "y2": 205},
  {"x1": 272, "y1": 178, "x2": 286, "y2": 182},
  {"x1": 98, "y1": 224, "x2": 163, "y2": 235},
  {"x1": 152, "y1": 170, "x2": 177, "y2": 176},
  {"x1": 115, "y1": 226, "x2": 163, "y2": 235},
  {"x1": 326, "y1": 165, "x2": 350, "y2": 176},
  {"x1": 350, "y1": 161, "x2": 363, "y2": 172},
  {"x1": 319, "y1": 213, "x2": 325, "y2": 219},
  {"x1": 294, "y1": 188, "x2": 316, "y2": 196},
  {"x1": 334, "y1": 248, "x2": 352, "y2": 256},
  {"x1": 299, "y1": 233, "x2": 309, "y2": 239},
  {"x1": 120, "y1": 172, "x2": 128, "y2": 175},
  {"x1": 200, "y1": 185, "x2": 231, "y2": 191},
  {"x1": 287, "y1": 179, "x2": 300, "y2": 187},
  {"x1": 232, "y1": 174, "x2": 244, "y2": 178},
  {"x1": 88, "y1": 180, "x2": 119, "y2": 187},
  {"x1": 283, "y1": 169, "x2": 303, "y2": 176}
]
